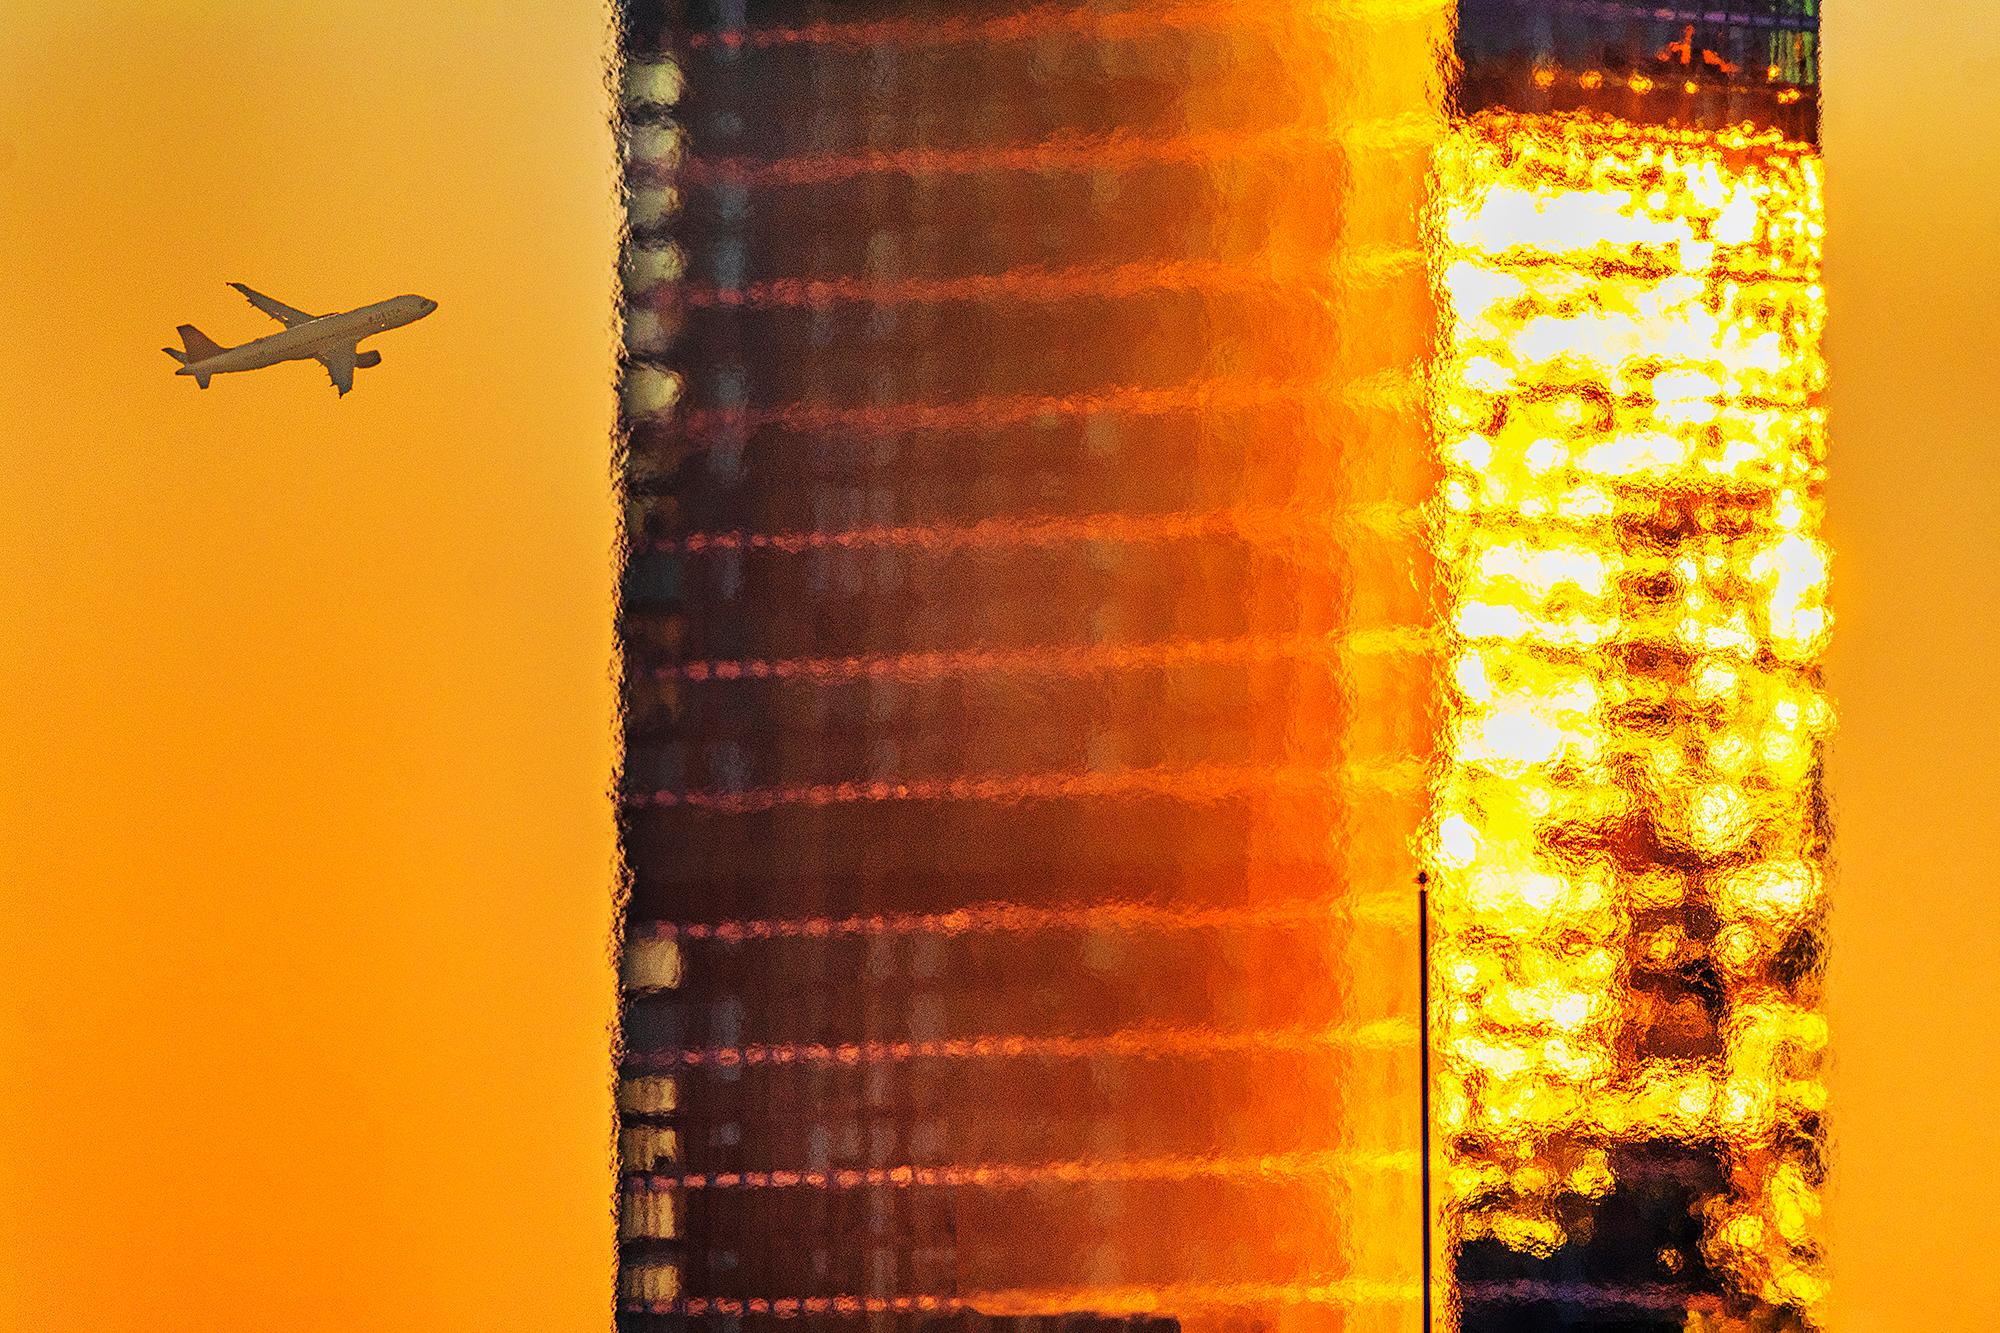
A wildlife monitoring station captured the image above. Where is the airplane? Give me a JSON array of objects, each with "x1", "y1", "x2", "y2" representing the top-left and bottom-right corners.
[{"x1": 163, "y1": 284, "x2": 437, "y2": 396}]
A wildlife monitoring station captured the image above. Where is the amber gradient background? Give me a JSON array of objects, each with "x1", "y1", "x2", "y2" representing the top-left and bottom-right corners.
[
  {"x1": 0, "y1": 4, "x2": 620, "y2": 1331},
  {"x1": 1821, "y1": 2, "x2": 2000, "y2": 1328},
  {"x1": 0, "y1": 2, "x2": 1990, "y2": 1330}
]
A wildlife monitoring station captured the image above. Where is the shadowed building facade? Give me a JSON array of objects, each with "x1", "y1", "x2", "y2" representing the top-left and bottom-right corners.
[{"x1": 613, "y1": 1, "x2": 1443, "y2": 1331}]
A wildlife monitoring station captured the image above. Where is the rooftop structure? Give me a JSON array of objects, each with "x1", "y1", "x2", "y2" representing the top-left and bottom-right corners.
[{"x1": 1457, "y1": 0, "x2": 1820, "y2": 138}]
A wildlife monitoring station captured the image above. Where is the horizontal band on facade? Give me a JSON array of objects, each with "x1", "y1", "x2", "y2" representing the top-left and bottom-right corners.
[{"x1": 624, "y1": 1016, "x2": 1417, "y2": 1072}]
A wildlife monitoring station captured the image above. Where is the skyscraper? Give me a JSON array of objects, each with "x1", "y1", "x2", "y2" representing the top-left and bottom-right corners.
[
  {"x1": 1432, "y1": 3, "x2": 1829, "y2": 1328},
  {"x1": 614, "y1": 2, "x2": 1829, "y2": 1330},
  {"x1": 615, "y1": 1, "x2": 1443, "y2": 1329}
]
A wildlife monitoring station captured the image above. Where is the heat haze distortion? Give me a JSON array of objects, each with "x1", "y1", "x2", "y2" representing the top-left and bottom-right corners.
[
  {"x1": 1431, "y1": 2, "x2": 1829, "y2": 1328},
  {"x1": 614, "y1": 0, "x2": 1444, "y2": 1329},
  {"x1": 612, "y1": 1, "x2": 1828, "y2": 1330}
]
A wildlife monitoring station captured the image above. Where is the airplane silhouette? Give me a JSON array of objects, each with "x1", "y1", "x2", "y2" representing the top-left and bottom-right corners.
[{"x1": 164, "y1": 283, "x2": 436, "y2": 396}]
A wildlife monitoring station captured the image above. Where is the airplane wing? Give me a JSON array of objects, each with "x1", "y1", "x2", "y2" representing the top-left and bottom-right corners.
[
  {"x1": 229, "y1": 282, "x2": 318, "y2": 327},
  {"x1": 316, "y1": 343, "x2": 357, "y2": 396}
]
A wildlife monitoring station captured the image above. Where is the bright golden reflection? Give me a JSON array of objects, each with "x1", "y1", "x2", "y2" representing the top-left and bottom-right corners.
[{"x1": 1429, "y1": 110, "x2": 1830, "y2": 1320}]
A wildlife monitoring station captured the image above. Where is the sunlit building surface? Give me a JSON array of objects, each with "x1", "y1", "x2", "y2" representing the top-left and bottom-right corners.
[
  {"x1": 1431, "y1": 3, "x2": 1829, "y2": 1329},
  {"x1": 614, "y1": 1, "x2": 1444, "y2": 1330}
]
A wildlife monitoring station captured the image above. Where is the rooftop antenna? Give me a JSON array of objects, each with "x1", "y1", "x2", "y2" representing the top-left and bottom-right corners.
[{"x1": 1419, "y1": 868, "x2": 1434, "y2": 1333}]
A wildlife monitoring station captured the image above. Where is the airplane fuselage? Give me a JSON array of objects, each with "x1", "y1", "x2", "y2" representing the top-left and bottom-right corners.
[{"x1": 176, "y1": 295, "x2": 436, "y2": 378}]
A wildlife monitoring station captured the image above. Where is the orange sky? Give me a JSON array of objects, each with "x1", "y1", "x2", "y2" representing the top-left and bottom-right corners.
[
  {"x1": 0, "y1": 2, "x2": 1996, "y2": 1330},
  {"x1": 0, "y1": 4, "x2": 619, "y2": 1331},
  {"x1": 1822, "y1": 2, "x2": 2000, "y2": 1327}
]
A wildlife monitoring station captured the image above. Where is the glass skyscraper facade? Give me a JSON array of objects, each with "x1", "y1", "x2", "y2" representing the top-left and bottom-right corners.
[
  {"x1": 615, "y1": 2, "x2": 1441, "y2": 1329},
  {"x1": 614, "y1": 2, "x2": 1827, "y2": 1330},
  {"x1": 1431, "y1": 2, "x2": 1828, "y2": 1328}
]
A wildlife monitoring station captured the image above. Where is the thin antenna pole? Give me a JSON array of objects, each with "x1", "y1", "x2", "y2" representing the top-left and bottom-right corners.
[{"x1": 1419, "y1": 873, "x2": 1434, "y2": 1333}]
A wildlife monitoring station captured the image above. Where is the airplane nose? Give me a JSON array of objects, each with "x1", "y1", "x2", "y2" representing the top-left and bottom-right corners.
[{"x1": 420, "y1": 298, "x2": 438, "y2": 315}]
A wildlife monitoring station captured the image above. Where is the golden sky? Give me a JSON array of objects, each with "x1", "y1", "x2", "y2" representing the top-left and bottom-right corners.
[
  {"x1": 1, "y1": 2, "x2": 1996, "y2": 1330},
  {"x1": 1822, "y1": 2, "x2": 2000, "y2": 1327},
  {"x1": 0, "y1": 4, "x2": 619, "y2": 1331}
]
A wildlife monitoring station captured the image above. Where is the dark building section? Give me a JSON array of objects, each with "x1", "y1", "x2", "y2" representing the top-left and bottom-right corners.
[
  {"x1": 615, "y1": 1, "x2": 1440, "y2": 1329},
  {"x1": 1455, "y1": 1148, "x2": 1735, "y2": 1331},
  {"x1": 1457, "y1": 0, "x2": 1820, "y2": 140},
  {"x1": 619, "y1": 1310, "x2": 1182, "y2": 1333}
]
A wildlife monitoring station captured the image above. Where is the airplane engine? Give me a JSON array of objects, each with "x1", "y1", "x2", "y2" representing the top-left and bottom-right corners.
[{"x1": 354, "y1": 350, "x2": 382, "y2": 369}]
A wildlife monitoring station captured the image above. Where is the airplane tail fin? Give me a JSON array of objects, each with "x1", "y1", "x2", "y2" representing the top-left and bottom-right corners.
[
  {"x1": 169, "y1": 325, "x2": 222, "y2": 388},
  {"x1": 176, "y1": 324, "x2": 225, "y2": 361}
]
